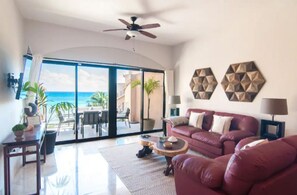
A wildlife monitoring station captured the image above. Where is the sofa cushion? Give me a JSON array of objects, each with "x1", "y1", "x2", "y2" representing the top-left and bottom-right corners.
[
  {"x1": 214, "y1": 154, "x2": 233, "y2": 165},
  {"x1": 240, "y1": 139, "x2": 269, "y2": 150},
  {"x1": 192, "y1": 131, "x2": 222, "y2": 148},
  {"x1": 189, "y1": 112, "x2": 205, "y2": 128},
  {"x1": 214, "y1": 111, "x2": 259, "y2": 135},
  {"x1": 171, "y1": 125, "x2": 203, "y2": 137},
  {"x1": 186, "y1": 109, "x2": 215, "y2": 130},
  {"x1": 281, "y1": 135, "x2": 297, "y2": 162},
  {"x1": 211, "y1": 115, "x2": 233, "y2": 134},
  {"x1": 223, "y1": 140, "x2": 296, "y2": 195},
  {"x1": 164, "y1": 116, "x2": 189, "y2": 127},
  {"x1": 235, "y1": 136, "x2": 260, "y2": 152},
  {"x1": 184, "y1": 156, "x2": 225, "y2": 188}
]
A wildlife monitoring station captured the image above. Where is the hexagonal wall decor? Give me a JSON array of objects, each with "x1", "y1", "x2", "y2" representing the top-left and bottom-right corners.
[
  {"x1": 221, "y1": 61, "x2": 265, "y2": 102},
  {"x1": 189, "y1": 67, "x2": 218, "y2": 99}
]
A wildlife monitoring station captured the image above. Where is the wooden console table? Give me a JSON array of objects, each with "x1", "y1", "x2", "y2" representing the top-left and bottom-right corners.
[{"x1": 2, "y1": 125, "x2": 46, "y2": 195}]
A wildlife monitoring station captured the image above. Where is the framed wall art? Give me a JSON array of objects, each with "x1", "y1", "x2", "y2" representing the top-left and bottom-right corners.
[
  {"x1": 189, "y1": 67, "x2": 218, "y2": 100},
  {"x1": 221, "y1": 61, "x2": 265, "y2": 102}
]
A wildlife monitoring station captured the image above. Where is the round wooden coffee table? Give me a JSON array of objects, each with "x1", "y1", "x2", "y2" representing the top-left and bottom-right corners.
[{"x1": 136, "y1": 135, "x2": 189, "y2": 176}]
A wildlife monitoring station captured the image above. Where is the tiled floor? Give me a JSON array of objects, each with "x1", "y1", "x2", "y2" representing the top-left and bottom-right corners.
[
  {"x1": 12, "y1": 133, "x2": 161, "y2": 195},
  {"x1": 54, "y1": 122, "x2": 142, "y2": 142}
]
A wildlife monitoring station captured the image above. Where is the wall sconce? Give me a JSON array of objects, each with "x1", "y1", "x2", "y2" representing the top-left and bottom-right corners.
[
  {"x1": 169, "y1": 95, "x2": 181, "y2": 116},
  {"x1": 7, "y1": 73, "x2": 19, "y2": 89}
]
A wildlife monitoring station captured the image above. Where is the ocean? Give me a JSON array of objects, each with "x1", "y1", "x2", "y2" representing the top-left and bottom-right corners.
[
  {"x1": 45, "y1": 91, "x2": 97, "y2": 122},
  {"x1": 46, "y1": 91, "x2": 95, "y2": 107}
]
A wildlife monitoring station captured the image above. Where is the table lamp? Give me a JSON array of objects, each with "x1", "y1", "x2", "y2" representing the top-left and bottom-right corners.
[
  {"x1": 260, "y1": 98, "x2": 288, "y2": 121},
  {"x1": 169, "y1": 95, "x2": 181, "y2": 116}
]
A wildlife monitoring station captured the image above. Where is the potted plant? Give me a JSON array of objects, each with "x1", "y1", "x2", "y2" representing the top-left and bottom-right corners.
[
  {"x1": 132, "y1": 77, "x2": 160, "y2": 130},
  {"x1": 12, "y1": 124, "x2": 26, "y2": 140},
  {"x1": 47, "y1": 102, "x2": 75, "y2": 125},
  {"x1": 22, "y1": 81, "x2": 48, "y2": 120},
  {"x1": 40, "y1": 101, "x2": 75, "y2": 154}
]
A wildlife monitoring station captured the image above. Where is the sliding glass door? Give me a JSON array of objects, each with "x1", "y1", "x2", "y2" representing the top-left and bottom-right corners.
[
  {"x1": 116, "y1": 69, "x2": 142, "y2": 135},
  {"x1": 143, "y1": 72, "x2": 164, "y2": 131},
  {"x1": 77, "y1": 66, "x2": 109, "y2": 140},
  {"x1": 39, "y1": 62, "x2": 76, "y2": 142},
  {"x1": 39, "y1": 60, "x2": 165, "y2": 143}
]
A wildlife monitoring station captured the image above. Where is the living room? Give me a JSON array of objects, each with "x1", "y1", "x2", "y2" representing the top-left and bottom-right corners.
[{"x1": 1, "y1": 0, "x2": 297, "y2": 194}]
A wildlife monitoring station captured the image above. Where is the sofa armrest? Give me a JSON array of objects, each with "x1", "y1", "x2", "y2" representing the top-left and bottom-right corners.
[
  {"x1": 234, "y1": 136, "x2": 260, "y2": 152},
  {"x1": 173, "y1": 154, "x2": 226, "y2": 188},
  {"x1": 220, "y1": 130, "x2": 255, "y2": 143}
]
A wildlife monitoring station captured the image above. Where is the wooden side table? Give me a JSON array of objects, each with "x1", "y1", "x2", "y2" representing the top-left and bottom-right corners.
[
  {"x1": 260, "y1": 119, "x2": 285, "y2": 140},
  {"x1": 2, "y1": 125, "x2": 46, "y2": 195}
]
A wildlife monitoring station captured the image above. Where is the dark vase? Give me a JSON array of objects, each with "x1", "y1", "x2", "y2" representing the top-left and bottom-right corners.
[{"x1": 41, "y1": 130, "x2": 57, "y2": 155}]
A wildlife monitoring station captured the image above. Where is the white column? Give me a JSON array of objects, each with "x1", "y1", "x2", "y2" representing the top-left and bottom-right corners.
[{"x1": 164, "y1": 70, "x2": 174, "y2": 117}]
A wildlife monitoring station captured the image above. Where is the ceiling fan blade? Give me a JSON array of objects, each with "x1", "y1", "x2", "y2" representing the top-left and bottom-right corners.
[
  {"x1": 125, "y1": 35, "x2": 131, "y2": 40},
  {"x1": 103, "y1": 28, "x2": 127, "y2": 32},
  {"x1": 139, "y1": 30, "x2": 157, "y2": 39},
  {"x1": 119, "y1": 19, "x2": 131, "y2": 27},
  {"x1": 140, "y1": 23, "x2": 160, "y2": 29}
]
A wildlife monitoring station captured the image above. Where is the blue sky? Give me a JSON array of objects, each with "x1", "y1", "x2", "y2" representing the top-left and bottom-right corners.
[{"x1": 39, "y1": 63, "x2": 129, "y2": 92}]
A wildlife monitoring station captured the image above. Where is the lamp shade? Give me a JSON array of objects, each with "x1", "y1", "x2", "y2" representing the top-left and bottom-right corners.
[
  {"x1": 169, "y1": 96, "x2": 181, "y2": 105},
  {"x1": 260, "y1": 98, "x2": 288, "y2": 115}
]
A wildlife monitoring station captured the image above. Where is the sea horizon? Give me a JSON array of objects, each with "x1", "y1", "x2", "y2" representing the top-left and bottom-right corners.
[{"x1": 46, "y1": 91, "x2": 101, "y2": 107}]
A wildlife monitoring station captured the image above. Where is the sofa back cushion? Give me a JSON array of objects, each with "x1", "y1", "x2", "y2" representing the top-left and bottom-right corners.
[
  {"x1": 223, "y1": 139, "x2": 297, "y2": 195},
  {"x1": 186, "y1": 109, "x2": 215, "y2": 130},
  {"x1": 214, "y1": 111, "x2": 258, "y2": 134},
  {"x1": 281, "y1": 135, "x2": 297, "y2": 163}
]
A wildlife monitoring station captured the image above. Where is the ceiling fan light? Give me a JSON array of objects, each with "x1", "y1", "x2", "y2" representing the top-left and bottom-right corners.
[{"x1": 127, "y1": 30, "x2": 139, "y2": 37}]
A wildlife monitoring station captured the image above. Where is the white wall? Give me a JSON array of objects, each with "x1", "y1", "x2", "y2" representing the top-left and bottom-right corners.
[
  {"x1": 173, "y1": 1, "x2": 297, "y2": 136},
  {"x1": 24, "y1": 20, "x2": 172, "y2": 70},
  {"x1": 0, "y1": 0, "x2": 25, "y2": 192}
]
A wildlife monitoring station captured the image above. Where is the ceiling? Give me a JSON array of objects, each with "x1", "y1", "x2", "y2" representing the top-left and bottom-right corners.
[{"x1": 15, "y1": 0, "x2": 223, "y2": 46}]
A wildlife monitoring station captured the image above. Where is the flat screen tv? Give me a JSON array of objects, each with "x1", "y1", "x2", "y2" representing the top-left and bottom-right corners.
[
  {"x1": 15, "y1": 73, "x2": 24, "y2": 100},
  {"x1": 16, "y1": 55, "x2": 33, "y2": 100}
]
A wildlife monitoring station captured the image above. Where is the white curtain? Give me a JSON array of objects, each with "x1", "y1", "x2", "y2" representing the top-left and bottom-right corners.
[
  {"x1": 29, "y1": 54, "x2": 43, "y2": 83},
  {"x1": 164, "y1": 70, "x2": 174, "y2": 117},
  {"x1": 26, "y1": 54, "x2": 43, "y2": 103}
]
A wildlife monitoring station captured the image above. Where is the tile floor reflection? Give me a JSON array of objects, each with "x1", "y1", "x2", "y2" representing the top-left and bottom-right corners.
[{"x1": 11, "y1": 134, "x2": 157, "y2": 195}]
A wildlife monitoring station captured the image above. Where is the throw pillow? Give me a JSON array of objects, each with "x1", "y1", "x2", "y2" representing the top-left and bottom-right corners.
[
  {"x1": 241, "y1": 139, "x2": 269, "y2": 150},
  {"x1": 222, "y1": 116, "x2": 233, "y2": 133},
  {"x1": 211, "y1": 115, "x2": 233, "y2": 134},
  {"x1": 165, "y1": 116, "x2": 189, "y2": 127},
  {"x1": 189, "y1": 112, "x2": 205, "y2": 128}
]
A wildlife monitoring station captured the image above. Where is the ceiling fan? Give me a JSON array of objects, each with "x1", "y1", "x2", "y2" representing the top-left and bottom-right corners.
[{"x1": 103, "y1": 16, "x2": 160, "y2": 40}]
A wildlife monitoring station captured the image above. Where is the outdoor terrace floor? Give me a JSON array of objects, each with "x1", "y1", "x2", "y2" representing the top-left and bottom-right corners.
[{"x1": 48, "y1": 121, "x2": 142, "y2": 142}]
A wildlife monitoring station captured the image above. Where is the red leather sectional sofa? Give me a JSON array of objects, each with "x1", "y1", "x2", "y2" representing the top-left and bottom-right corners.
[
  {"x1": 166, "y1": 108, "x2": 259, "y2": 158},
  {"x1": 173, "y1": 135, "x2": 297, "y2": 195}
]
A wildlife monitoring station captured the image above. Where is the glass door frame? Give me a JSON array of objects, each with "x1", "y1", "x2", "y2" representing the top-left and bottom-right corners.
[
  {"x1": 41, "y1": 58, "x2": 165, "y2": 145},
  {"x1": 141, "y1": 70, "x2": 166, "y2": 134}
]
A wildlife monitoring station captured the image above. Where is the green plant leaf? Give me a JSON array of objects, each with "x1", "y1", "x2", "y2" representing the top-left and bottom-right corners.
[
  {"x1": 89, "y1": 92, "x2": 108, "y2": 109},
  {"x1": 131, "y1": 77, "x2": 160, "y2": 119}
]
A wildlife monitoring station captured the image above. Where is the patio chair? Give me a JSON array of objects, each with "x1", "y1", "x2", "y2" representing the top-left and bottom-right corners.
[
  {"x1": 99, "y1": 110, "x2": 109, "y2": 129},
  {"x1": 80, "y1": 111, "x2": 100, "y2": 138},
  {"x1": 117, "y1": 108, "x2": 131, "y2": 128},
  {"x1": 57, "y1": 111, "x2": 75, "y2": 135}
]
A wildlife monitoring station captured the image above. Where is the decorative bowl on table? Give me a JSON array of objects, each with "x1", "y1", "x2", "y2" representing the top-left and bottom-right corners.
[
  {"x1": 163, "y1": 141, "x2": 173, "y2": 149},
  {"x1": 168, "y1": 136, "x2": 178, "y2": 142}
]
